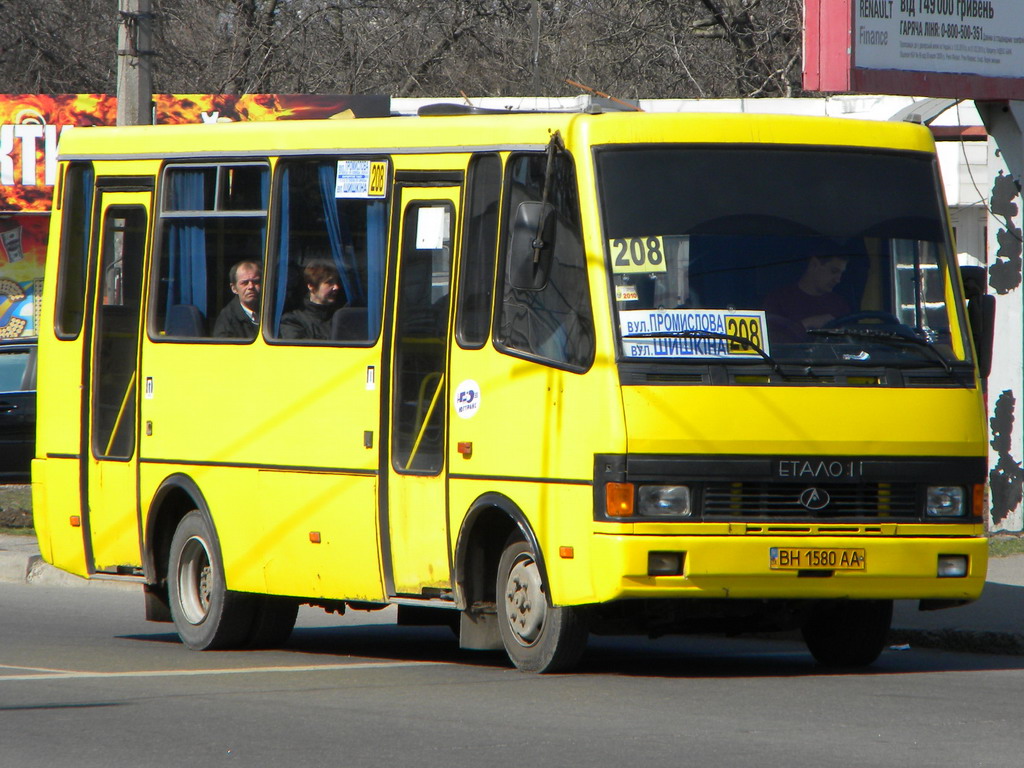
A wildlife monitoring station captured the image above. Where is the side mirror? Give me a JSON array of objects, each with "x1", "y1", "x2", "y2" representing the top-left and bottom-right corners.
[
  {"x1": 507, "y1": 201, "x2": 556, "y2": 290},
  {"x1": 960, "y1": 265, "x2": 994, "y2": 380}
]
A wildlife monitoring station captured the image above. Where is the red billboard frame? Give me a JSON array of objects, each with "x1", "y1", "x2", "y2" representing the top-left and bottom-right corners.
[{"x1": 804, "y1": 0, "x2": 1024, "y2": 100}]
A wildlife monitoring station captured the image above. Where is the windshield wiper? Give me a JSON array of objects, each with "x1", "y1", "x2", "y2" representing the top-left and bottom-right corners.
[
  {"x1": 806, "y1": 327, "x2": 953, "y2": 373},
  {"x1": 623, "y1": 329, "x2": 784, "y2": 375}
]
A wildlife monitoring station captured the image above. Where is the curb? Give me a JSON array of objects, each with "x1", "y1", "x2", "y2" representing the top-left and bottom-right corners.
[
  {"x1": 0, "y1": 549, "x2": 137, "y2": 590},
  {"x1": 0, "y1": 552, "x2": 33, "y2": 584}
]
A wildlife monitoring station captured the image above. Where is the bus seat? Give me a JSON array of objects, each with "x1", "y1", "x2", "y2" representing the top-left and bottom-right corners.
[
  {"x1": 166, "y1": 304, "x2": 206, "y2": 338},
  {"x1": 331, "y1": 306, "x2": 368, "y2": 342}
]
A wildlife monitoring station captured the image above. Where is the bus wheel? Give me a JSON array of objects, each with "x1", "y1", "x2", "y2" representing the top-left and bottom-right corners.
[
  {"x1": 246, "y1": 597, "x2": 299, "y2": 649},
  {"x1": 497, "y1": 537, "x2": 588, "y2": 673},
  {"x1": 801, "y1": 599, "x2": 893, "y2": 668},
  {"x1": 168, "y1": 510, "x2": 254, "y2": 650}
]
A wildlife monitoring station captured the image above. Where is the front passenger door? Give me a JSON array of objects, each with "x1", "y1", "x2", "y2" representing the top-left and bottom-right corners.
[{"x1": 386, "y1": 184, "x2": 460, "y2": 597}]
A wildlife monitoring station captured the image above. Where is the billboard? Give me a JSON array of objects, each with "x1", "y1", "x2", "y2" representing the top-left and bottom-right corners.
[
  {"x1": 0, "y1": 93, "x2": 389, "y2": 338},
  {"x1": 804, "y1": 0, "x2": 1024, "y2": 99}
]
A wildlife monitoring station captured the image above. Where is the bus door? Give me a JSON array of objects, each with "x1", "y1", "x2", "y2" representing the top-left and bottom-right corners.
[
  {"x1": 386, "y1": 182, "x2": 461, "y2": 597},
  {"x1": 83, "y1": 188, "x2": 151, "y2": 573}
]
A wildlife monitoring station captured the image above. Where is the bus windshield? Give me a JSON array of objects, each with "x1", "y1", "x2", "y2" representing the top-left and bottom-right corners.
[{"x1": 597, "y1": 145, "x2": 971, "y2": 372}]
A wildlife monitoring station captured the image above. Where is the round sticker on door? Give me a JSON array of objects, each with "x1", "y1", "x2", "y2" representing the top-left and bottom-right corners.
[{"x1": 454, "y1": 379, "x2": 481, "y2": 419}]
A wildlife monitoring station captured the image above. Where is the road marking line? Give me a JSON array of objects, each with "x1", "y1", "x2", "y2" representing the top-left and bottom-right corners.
[
  {"x1": 0, "y1": 660, "x2": 446, "y2": 682},
  {"x1": 0, "y1": 664, "x2": 76, "y2": 674}
]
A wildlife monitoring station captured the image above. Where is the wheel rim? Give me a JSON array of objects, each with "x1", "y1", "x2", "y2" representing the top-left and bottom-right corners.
[
  {"x1": 503, "y1": 552, "x2": 547, "y2": 647},
  {"x1": 177, "y1": 535, "x2": 213, "y2": 625}
]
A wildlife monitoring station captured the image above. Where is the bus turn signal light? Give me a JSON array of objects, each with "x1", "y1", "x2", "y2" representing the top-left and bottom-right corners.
[
  {"x1": 972, "y1": 483, "x2": 987, "y2": 517},
  {"x1": 606, "y1": 482, "x2": 634, "y2": 517}
]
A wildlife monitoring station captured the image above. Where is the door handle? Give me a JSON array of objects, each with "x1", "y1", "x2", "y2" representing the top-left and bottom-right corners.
[{"x1": 0, "y1": 402, "x2": 17, "y2": 414}]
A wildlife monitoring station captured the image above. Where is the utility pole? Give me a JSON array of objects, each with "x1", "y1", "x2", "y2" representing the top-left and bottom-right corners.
[
  {"x1": 116, "y1": 0, "x2": 154, "y2": 126},
  {"x1": 531, "y1": 0, "x2": 541, "y2": 95}
]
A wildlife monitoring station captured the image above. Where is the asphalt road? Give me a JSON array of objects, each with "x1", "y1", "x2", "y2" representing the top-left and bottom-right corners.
[{"x1": 2, "y1": 581, "x2": 1023, "y2": 768}]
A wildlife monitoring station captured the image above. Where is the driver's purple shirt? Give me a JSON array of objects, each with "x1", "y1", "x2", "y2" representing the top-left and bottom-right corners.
[{"x1": 764, "y1": 284, "x2": 851, "y2": 327}]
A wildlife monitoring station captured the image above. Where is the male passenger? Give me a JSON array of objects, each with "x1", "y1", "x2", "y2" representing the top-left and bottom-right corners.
[
  {"x1": 279, "y1": 259, "x2": 342, "y2": 340},
  {"x1": 764, "y1": 254, "x2": 850, "y2": 333},
  {"x1": 213, "y1": 260, "x2": 262, "y2": 339}
]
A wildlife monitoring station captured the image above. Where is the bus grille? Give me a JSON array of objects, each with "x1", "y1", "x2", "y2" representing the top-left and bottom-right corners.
[{"x1": 701, "y1": 482, "x2": 918, "y2": 519}]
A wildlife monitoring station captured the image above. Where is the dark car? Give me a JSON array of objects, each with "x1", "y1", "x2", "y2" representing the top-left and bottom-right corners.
[{"x1": 0, "y1": 339, "x2": 36, "y2": 483}]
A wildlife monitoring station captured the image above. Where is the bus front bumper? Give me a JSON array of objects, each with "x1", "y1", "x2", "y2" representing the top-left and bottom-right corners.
[{"x1": 587, "y1": 533, "x2": 988, "y2": 604}]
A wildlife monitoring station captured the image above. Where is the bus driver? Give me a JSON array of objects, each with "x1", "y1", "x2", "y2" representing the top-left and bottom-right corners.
[{"x1": 765, "y1": 253, "x2": 850, "y2": 334}]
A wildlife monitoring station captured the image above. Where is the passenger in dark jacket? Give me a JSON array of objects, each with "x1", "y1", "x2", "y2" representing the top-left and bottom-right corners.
[
  {"x1": 213, "y1": 260, "x2": 261, "y2": 339},
  {"x1": 279, "y1": 260, "x2": 342, "y2": 340}
]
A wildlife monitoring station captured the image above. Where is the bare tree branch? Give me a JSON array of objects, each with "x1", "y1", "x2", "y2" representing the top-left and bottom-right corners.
[{"x1": 0, "y1": 0, "x2": 806, "y2": 100}]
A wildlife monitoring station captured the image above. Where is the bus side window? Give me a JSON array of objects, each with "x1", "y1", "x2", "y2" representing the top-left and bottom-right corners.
[
  {"x1": 55, "y1": 162, "x2": 94, "y2": 339},
  {"x1": 495, "y1": 153, "x2": 594, "y2": 370},
  {"x1": 456, "y1": 153, "x2": 501, "y2": 348},
  {"x1": 269, "y1": 158, "x2": 388, "y2": 344},
  {"x1": 152, "y1": 163, "x2": 269, "y2": 342}
]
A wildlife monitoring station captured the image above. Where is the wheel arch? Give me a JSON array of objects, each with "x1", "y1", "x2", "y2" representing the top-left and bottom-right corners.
[
  {"x1": 453, "y1": 492, "x2": 549, "y2": 611},
  {"x1": 143, "y1": 473, "x2": 217, "y2": 586}
]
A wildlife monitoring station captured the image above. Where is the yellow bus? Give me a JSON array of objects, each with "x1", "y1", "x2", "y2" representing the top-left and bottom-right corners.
[{"x1": 33, "y1": 106, "x2": 992, "y2": 672}]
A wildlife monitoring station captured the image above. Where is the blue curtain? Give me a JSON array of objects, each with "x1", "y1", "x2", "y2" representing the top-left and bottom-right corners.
[
  {"x1": 82, "y1": 165, "x2": 94, "y2": 220},
  {"x1": 366, "y1": 200, "x2": 386, "y2": 336},
  {"x1": 259, "y1": 168, "x2": 269, "y2": 257},
  {"x1": 165, "y1": 169, "x2": 207, "y2": 318},
  {"x1": 318, "y1": 163, "x2": 364, "y2": 306},
  {"x1": 274, "y1": 166, "x2": 291, "y2": 335}
]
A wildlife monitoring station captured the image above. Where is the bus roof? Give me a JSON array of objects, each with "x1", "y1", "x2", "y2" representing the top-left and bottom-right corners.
[{"x1": 57, "y1": 110, "x2": 938, "y2": 161}]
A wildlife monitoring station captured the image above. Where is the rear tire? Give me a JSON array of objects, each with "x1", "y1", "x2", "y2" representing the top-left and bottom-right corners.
[
  {"x1": 801, "y1": 599, "x2": 892, "y2": 668},
  {"x1": 167, "y1": 510, "x2": 255, "y2": 650},
  {"x1": 497, "y1": 537, "x2": 588, "y2": 673},
  {"x1": 246, "y1": 596, "x2": 299, "y2": 649}
]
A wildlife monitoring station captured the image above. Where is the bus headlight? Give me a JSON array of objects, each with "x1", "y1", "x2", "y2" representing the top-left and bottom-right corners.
[
  {"x1": 638, "y1": 485, "x2": 692, "y2": 517},
  {"x1": 926, "y1": 486, "x2": 966, "y2": 517}
]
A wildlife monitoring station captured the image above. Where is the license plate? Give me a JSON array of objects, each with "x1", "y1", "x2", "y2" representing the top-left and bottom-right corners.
[{"x1": 769, "y1": 547, "x2": 866, "y2": 570}]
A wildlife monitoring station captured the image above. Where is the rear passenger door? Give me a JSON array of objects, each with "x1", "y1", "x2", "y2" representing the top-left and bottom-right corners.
[{"x1": 84, "y1": 187, "x2": 152, "y2": 573}]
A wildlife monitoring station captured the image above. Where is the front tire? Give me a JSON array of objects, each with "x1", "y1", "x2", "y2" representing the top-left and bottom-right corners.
[
  {"x1": 167, "y1": 510, "x2": 255, "y2": 650},
  {"x1": 801, "y1": 599, "x2": 892, "y2": 668},
  {"x1": 497, "y1": 537, "x2": 588, "y2": 673}
]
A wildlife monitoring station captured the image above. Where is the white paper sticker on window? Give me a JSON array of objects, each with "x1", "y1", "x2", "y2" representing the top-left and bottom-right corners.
[
  {"x1": 619, "y1": 308, "x2": 770, "y2": 359},
  {"x1": 416, "y1": 206, "x2": 447, "y2": 250},
  {"x1": 336, "y1": 160, "x2": 387, "y2": 198}
]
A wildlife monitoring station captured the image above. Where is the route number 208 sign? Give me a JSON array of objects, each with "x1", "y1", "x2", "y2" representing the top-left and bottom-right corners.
[{"x1": 609, "y1": 237, "x2": 667, "y2": 274}]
